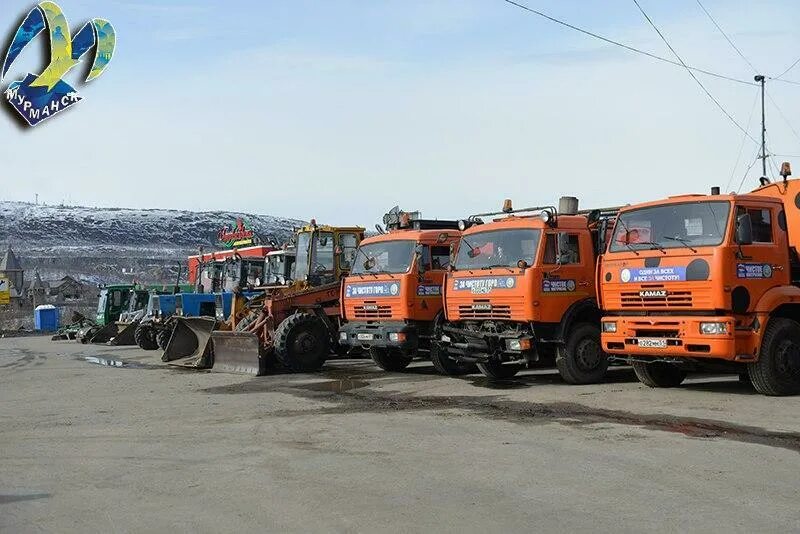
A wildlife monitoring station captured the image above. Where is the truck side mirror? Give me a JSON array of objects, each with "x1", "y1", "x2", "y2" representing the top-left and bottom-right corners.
[
  {"x1": 415, "y1": 244, "x2": 427, "y2": 275},
  {"x1": 557, "y1": 233, "x2": 570, "y2": 264},
  {"x1": 736, "y1": 213, "x2": 753, "y2": 245}
]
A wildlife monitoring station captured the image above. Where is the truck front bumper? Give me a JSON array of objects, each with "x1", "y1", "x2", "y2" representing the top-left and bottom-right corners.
[
  {"x1": 439, "y1": 324, "x2": 535, "y2": 364},
  {"x1": 339, "y1": 321, "x2": 418, "y2": 351},
  {"x1": 601, "y1": 315, "x2": 742, "y2": 361}
]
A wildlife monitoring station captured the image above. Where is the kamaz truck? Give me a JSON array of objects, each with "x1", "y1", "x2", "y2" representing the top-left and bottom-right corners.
[
  {"x1": 438, "y1": 198, "x2": 616, "y2": 382},
  {"x1": 599, "y1": 163, "x2": 800, "y2": 396},
  {"x1": 339, "y1": 208, "x2": 467, "y2": 373}
]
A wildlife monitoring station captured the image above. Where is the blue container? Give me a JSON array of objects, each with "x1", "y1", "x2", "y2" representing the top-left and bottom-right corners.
[{"x1": 34, "y1": 306, "x2": 59, "y2": 331}]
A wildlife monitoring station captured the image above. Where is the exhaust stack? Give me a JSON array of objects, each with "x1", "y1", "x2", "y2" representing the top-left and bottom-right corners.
[{"x1": 559, "y1": 196, "x2": 579, "y2": 215}]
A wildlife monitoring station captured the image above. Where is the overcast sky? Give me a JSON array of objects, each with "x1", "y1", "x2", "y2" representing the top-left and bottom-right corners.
[{"x1": 2, "y1": 0, "x2": 800, "y2": 227}]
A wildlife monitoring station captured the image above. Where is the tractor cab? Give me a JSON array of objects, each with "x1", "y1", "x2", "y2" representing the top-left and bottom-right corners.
[
  {"x1": 264, "y1": 248, "x2": 296, "y2": 286},
  {"x1": 221, "y1": 256, "x2": 266, "y2": 292},
  {"x1": 95, "y1": 284, "x2": 136, "y2": 325},
  {"x1": 291, "y1": 222, "x2": 363, "y2": 288}
]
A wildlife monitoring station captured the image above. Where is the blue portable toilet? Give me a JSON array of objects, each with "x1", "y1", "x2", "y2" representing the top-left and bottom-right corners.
[{"x1": 34, "y1": 305, "x2": 59, "y2": 331}]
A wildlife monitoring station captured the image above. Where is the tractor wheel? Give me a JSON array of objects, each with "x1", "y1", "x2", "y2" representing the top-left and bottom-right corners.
[
  {"x1": 370, "y1": 347, "x2": 412, "y2": 372},
  {"x1": 748, "y1": 318, "x2": 800, "y2": 396},
  {"x1": 556, "y1": 323, "x2": 609, "y2": 384},
  {"x1": 274, "y1": 312, "x2": 330, "y2": 372},
  {"x1": 134, "y1": 324, "x2": 158, "y2": 351},
  {"x1": 156, "y1": 327, "x2": 173, "y2": 351},
  {"x1": 631, "y1": 361, "x2": 686, "y2": 388},
  {"x1": 477, "y1": 360, "x2": 521, "y2": 379},
  {"x1": 429, "y1": 343, "x2": 472, "y2": 376}
]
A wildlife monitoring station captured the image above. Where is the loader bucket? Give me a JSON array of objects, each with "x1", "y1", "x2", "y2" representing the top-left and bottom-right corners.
[
  {"x1": 87, "y1": 322, "x2": 120, "y2": 344},
  {"x1": 210, "y1": 331, "x2": 267, "y2": 376},
  {"x1": 108, "y1": 321, "x2": 139, "y2": 346},
  {"x1": 161, "y1": 317, "x2": 215, "y2": 369}
]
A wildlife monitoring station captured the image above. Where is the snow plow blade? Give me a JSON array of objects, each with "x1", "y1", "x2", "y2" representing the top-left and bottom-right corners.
[
  {"x1": 108, "y1": 321, "x2": 139, "y2": 346},
  {"x1": 86, "y1": 322, "x2": 120, "y2": 344},
  {"x1": 161, "y1": 317, "x2": 215, "y2": 370},
  {"x1": 210, "y1": 331, "x2": 267, "y2": 376}
]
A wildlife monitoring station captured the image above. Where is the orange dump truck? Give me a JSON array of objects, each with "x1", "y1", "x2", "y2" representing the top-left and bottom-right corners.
[
  {"x1": 438, "y1": 198, "x2": 617, "y2": 382},
  {"x1": 339, "y1": 209, "x2": 469, "y2": 374},
  {"x1": 599, "y1": 164, "x2": 800, "y2": 396}
]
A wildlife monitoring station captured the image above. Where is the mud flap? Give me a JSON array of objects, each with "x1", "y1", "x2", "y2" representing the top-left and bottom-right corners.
[
  {"x1": 108, "y1": 321, "x2": 139, "y2": 346},
  {"x1": 161, "y1": 317, "x2": 215, "y2": 369},
  {"x1": 210, "y1": 331, "x2": 267, "y2": 376}
]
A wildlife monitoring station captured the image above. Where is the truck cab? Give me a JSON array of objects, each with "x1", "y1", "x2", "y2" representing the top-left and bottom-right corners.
[
  {"x1": 438, "y1": 198, "x2": 616, "y2": 382},
  {"x1": 338, "y1": 210, "x2": 462, "y2": 372},
  {"x1": 600, "y1": 170, "x2": 800, "y2": 395}
]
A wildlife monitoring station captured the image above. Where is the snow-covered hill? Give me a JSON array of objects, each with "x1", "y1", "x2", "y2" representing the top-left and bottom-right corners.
[{"x1": 0, "y1": 201, "x2": 304, "y2": 284}]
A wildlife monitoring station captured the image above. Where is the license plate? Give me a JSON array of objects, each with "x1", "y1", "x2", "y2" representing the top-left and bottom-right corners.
[
  {"x1": 357, "y1": 333, "x2": 374, "y2": 341},
  {"x1": 637, "y1": 338, "x2": 667, "y2": 349}
]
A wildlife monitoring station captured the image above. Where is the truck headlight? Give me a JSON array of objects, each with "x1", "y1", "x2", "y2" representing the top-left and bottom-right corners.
[
  {"x1": 602, "y1": 321, "x2": 617, "y2": 333},
  {"x1": 505, "y1": 338, "x2": 532, "y2": 351},
  {"x1": 339, "y1": 332, "x2": 348, "y2": 341},
  {"x1": 700, "y1": 322, "x2": 727, "y2": 335},
  {"x1": 388, "y1": 332, "x2": 407, "y2": 342}
]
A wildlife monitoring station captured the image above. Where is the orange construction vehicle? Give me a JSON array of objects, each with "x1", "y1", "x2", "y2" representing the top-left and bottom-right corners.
[
  {"x1": 338, "y1": 208, "x2": 470, "y2": 374},
  {"x1": 438, "y1": 198, "x2": 617, "y2": 382},
  {"x1": 599, "y1": 163, "x2": 800, "y2": 396}
]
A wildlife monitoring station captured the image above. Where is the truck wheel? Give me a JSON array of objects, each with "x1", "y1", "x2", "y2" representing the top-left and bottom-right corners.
[
  {"x1": 430, "y1": 344, "x2": 472, "y2": 376},
  {"x1": 274, "y1": 312, "x2": 329, "y2": 372},
  {"x1": 134, "y1": 324, "x2": 158, "y2": 351},
  {"x1": 477, "y1": 360, "x2": 521, "y2": 379},
  {"x1": 748, "y1": 317, "x2": 800, "y2": 396},
  {"x1": 370, "y1": 347, "x2": 412, "y2": 372},
  {"x1": 156, "y1": 327, "x2": 173, "y2": 351},
  {"x1": 556, "y1": 323, "x2": 609, "y2": 384},
  {"x1": 631, "y1": 361, "x2": 686, "y2": 388}
]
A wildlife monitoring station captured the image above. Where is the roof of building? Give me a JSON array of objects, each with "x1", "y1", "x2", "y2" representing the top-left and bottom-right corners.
[{"x1": 0, "y1": 246, "x2": 22, "y2": 272}]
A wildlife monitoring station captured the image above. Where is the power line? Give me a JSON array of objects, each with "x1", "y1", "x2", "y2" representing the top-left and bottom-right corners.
[
  {"x1": 775, "y1": 57, "x2": 800, "y2": 80},
  {"x1": 725, "y1": 88, "x2": 761, "y2": 192},
  {"x1": 500, "y1": 0, "x2": 756, "y2": 86},
  {"x1": 695, "y1": 0, "x2": 757, "y2": 73},
  {"x1": 765, "y1": 89, "x2": 800, "y2": 148},
  {"x1": 737, "y1": 147, "x2": 763, "y2": 192},
  {"x1": 631, "y1": 0, "x2": 758, "y2": 143},
  {"x1": 767, "y1": 76, "x2": 800, "y2": 87}
]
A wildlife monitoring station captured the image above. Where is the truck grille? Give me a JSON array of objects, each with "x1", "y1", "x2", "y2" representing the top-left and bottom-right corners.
[
  {"x1": 457, "y1": 301, "x2": 511, "y2": 320},
  {"x1": 353, "y1": 303, "x2": 393, "y2": 319},
  {"x1": 620, "y1": 290, "x2": 692, "y2": 308}
]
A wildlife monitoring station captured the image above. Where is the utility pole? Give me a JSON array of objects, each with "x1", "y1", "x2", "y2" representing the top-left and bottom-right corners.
[{"x1": 755, "y1": 74, "x2": 767, "y2": 178}]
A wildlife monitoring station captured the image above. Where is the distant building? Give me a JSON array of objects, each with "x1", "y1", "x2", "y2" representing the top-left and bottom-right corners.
[
  {"x1": 0, "y1": 246, "x2": 24, "y2": 303},
  {"x1": 48, "y1": 276, "x2": 84, "y2": 301}
]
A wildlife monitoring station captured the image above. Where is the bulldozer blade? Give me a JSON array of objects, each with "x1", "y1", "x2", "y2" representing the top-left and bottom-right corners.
[
  {"x1": 87, "y1": 323, "x2": 120, "y2": 344},
  {"x1": 108, "y1": 321, "x2": 139, "y2": 346},
  {"x1": 210, "y1": 331, "x2": 266, "y2": 376},
  {"x1": 161, "y1": 317, "x2": 215, "y2": 370}
]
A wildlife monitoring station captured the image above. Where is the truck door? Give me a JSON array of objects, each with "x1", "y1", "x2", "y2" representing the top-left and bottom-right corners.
[
  {"x1": 540, "y1": 231, "x2": 591, "y2": 323},
  {"x1": 415, "y1": 243, "x2": 451, "y2": 321},
  {"x1": 732, "y1": 202, "x2": 789, "y2": 313}
]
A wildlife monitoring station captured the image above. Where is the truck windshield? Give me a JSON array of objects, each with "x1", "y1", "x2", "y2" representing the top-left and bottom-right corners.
[
  {"x1": 351, "y1": 240, "x2": 415, "y2": 274},
  {"x1": 455, "y1": 229, "x2": 541, "y2": 269},
  {"x1": 609, "y1": 201, "x2": 730, "y2": 252}
]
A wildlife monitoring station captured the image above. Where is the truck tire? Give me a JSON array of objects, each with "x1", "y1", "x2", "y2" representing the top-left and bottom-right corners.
[
  {"x1": 631, "y1": 361, "x2": 686, "y2": 388},
  {"x1": 274, "y1": 312, "x2": 329, "y2": 372},
  {"x1": 430, "y1": 344, "x2": 472, "y2": 376},
  {"x1": 748, "y1": 317, "x2": 800, "y2": 396},
  {"x1": 556, "y1": 323, "x2": 609, "y2": 384},
  {"x1": 477, "y1": 360, "x2": 521, "y2": 379},
  {"x1": 370, "y1": 347, "x2": 412, "y2": 372},
  {"x1": 156, "y1": 327, "x2": 173, "y2": 351},
  {"x1": 134, "y1": 324, "x2": 158, "y2": 351}
]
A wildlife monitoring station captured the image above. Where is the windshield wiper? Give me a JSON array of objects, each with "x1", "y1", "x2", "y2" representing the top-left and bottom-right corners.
[
  {"x1": 479, "y1": 264, "x2": 514, "y2": 271},
  {"x1": 613, "y1": 217, "x2": 640, "y2": 256},
  {"x1": 637, "y1": 241, "x2": 667, "y2": 254},
  {"x1": 662, "y1": 235, "x2": 698, "y2": 253}
]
